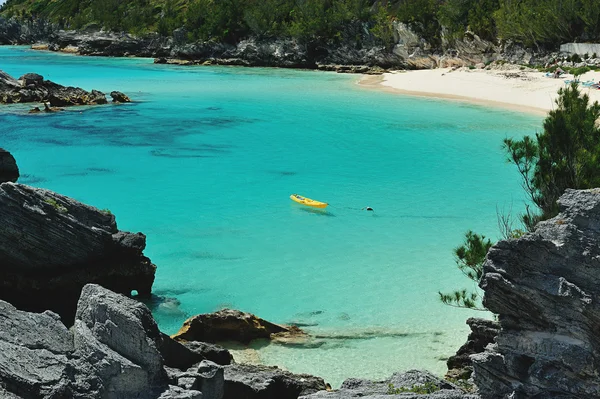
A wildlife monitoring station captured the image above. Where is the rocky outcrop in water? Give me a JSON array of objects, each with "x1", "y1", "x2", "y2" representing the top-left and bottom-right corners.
[
  {"x1": 173, "y1": 309, "x2": 305, "y2": 344},
  {"x1": 0, "y1": 148, "x2": 19, "y2": 184},
  {"x1": 300, "y1": 370, "x2": 477, "y2": 399},
  {"x1": 0, "y1": 70, "x2": 128, "y2": 106},
  {"x1": 0, "y1": 182, "x2": 156, "y2": 323},
  {"x1": 446, "y1": 318, "x2": 499, "y2": 380},
  {"x1": 472, "y1": 188, "x2": 600, "y2": 398}
]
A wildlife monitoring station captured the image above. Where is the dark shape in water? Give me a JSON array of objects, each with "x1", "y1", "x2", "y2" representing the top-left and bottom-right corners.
[
  {"x1": 298, "y1": 207, "x2": 335, "y2": 217},
  {"x1": 206, "y1": 106, "x2": 222, "y2": 111},
  {"x1": 19, "y1": 174, "x2": 46, "y2": 184}
]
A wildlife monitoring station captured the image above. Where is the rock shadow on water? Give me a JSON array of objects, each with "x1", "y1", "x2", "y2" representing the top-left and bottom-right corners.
[
  {"x1": 150, "y1": 145, "x2": 232, "y2": 159},
  {"x1": 297, "y1": 207, "x2": 336, "y2": 217},
  {"x1": 19, "y1": 174, "x2": 47, "y2": 184},
  {"x1": 139, "y1": 294, "x2": 188, "y2": 319}
]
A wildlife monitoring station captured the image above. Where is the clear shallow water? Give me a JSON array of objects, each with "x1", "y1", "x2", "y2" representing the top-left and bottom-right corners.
[{"x1": 0, "y1": 46, "x2": 541, "y2": 386}]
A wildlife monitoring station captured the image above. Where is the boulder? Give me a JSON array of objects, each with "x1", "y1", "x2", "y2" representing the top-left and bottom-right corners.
[
  {"x1": 180, "y1": 341, "x2": 233, "y2": 366},
  {"x1": 0, "y1": 183, "x2": 156, "y2": 323},
  {"x1": 173, "y1": 309, "x2": 295, "y2": 344},
  {"x1": 110, "y1": 90, "x2": 131, "y2": 103},
  {"x1": 166, "y1": 361, "x2": 224, "y2": 399},
  {"x1": 0, "y1": 148, "x2": 19, "y2": 183},
  {"x1": 446, "y1": 318, "x2": 499, "y2": 380},
  {"x1": 473, "y1": 188, "x2": 600, "y2": 398},
  {"x1": 224, "y1": 364, "x2": 327, "y2": 399},
  {"x1": 299, "y1": 370, "x2": 477, "y2": 399}
]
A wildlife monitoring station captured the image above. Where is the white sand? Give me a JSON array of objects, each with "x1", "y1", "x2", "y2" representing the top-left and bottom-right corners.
[{"x1": 361, "y1": 68, "x2": 600, "y2": 115}]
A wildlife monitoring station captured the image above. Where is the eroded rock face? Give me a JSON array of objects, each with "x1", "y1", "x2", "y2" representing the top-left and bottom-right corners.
[
  {"x1": 0, "y1": 183, "x2": 156, "y2": 323},
  {"x1": 299, "y1": 370, "x2": 477, "y2": 399},
  {"x1": 0, "y1": 148, "x2": 19, "y2": 183},
  {"x1": 446, "y1": 318, "x2": 499, "y2": 380},
  {"x1": 472, "y1": 189, "x2": 600, "y2": 398},
  {"x1": 173, "y1": 309, "x2": 294, "y2": 344}
]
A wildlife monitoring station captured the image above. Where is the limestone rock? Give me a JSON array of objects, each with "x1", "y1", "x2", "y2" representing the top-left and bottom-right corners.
[
  {"x1": 0, "y1": 183, "x2": 156, "y2": 323},
  {"x1": 75, "y1": 284, "x2": 167, "y2": 384},
  {"x1": 178, "y1": 340, "x2": 234, "y2": 366},
  {"x1": 173, "y1": 309, "x2": 294, "y2": 344},
  {"x1": 300, "y1": 370, "x2": 477, "y2": 399},
  {"x1": 446, "y1": 318, "x2": 499, "y2": 380},
  {"x1": 223, "y1": 363, "x2": 327, "y2": 399},
  {"x1": 473, "y1": 188, "x2": 600, "y2": 398},
  {"x1": 0, "y1": 148, "x2": 19, "y2": 183}
]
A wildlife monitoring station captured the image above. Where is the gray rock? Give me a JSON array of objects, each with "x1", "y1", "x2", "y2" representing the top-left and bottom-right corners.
[
  {"x1": 223, "y1": 363, "x2": 327, "y2": 399},
  {"x1": 167, "y1": 361, "x2": 224, "y2": 399},
  {"x1": 157, "y1": 386, "x2": 203, "y2": 399},
  {"x1": 0, "y1": 183, "x2": 156, "y2": 323},
  {"x1": 0, "y1": 148, "x2": 20, "y2": 183},
  {"x1": 473, "y1": 188, "x2": 600, "y2": 398},
  {"x1": 180, "y1": 341, "x2": 233, "y2": 366},
  {"x1": 0, "y1": 300, "x2": 73, "y2": 399},
  {"x1": 75, "y1": 284, "x2": 167, "y2": 384},
  {"x1": 446, "y1": 318, "x2": 499, "y2": 380},
  {"x1": 300, "y1": 370, "x2": 478, "y2": 399}
]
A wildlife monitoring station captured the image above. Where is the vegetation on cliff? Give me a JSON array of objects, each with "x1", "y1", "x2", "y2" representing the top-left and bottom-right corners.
[
  {"x1": 2, "y1": 0, "x2": 600, "y2": 49},
  {"x1": 443, "y1": 83, "x2": 600, "y2": 311}
]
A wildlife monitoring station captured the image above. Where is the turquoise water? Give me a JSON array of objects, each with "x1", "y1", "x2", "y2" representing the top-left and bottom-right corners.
[{"x1": 0, "y1": 46, "x2": 540, "y2": 386}]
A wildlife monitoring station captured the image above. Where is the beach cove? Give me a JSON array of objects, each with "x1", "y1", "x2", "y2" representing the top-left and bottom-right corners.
[{"x1": 0, "y1": 46, "x2": 541, "y2": 387}]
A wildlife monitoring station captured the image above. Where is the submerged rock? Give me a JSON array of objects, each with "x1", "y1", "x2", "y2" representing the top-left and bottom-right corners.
[
  {"x1": 173, "y1": 308, "x2": 303, "y2": 344},
  {"x1": 0, "y1": 148, "x2": 19, "y2": 183},
  {"x1": 0, "y1": 182, "x2": 156, "y2": 323},
  {"x1": 473, "y1": 188, "x2": 600, "y2": 398}
]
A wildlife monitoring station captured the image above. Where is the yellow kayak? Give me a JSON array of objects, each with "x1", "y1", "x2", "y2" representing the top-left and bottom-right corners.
[{"x1": 290, "y1": 194, "x2": 328, "y2": 208}]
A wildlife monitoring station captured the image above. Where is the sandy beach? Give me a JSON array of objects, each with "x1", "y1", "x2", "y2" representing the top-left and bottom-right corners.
[{"x1": 361, "y1": 67, "x2": 600, "y2": 115}]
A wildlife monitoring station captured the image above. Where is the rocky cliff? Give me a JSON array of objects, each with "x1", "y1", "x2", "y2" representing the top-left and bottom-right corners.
[
  {"x1": 0, "y1": 182, "x2": 156, "y2": 323},
  {"x1": 0, "y1": 16, "x2": 546, "y2": 71},
  {"x1": 472, "y1": 188, "x2": 600, "y2": 398}
]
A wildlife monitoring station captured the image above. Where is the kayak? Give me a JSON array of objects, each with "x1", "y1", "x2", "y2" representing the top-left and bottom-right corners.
[{"x1": 290, "y1": 194, "x2": 328, "y2": 208}]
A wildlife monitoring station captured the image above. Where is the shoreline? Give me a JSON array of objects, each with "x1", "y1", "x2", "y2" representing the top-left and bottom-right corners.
[{"x1": 359, "y1": 68, "x2": 600, "y2": 117}]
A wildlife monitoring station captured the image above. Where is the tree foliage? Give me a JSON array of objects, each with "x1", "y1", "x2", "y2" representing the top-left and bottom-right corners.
[
  {"x1": 504, "y1": 83, "x2": 600, "y2": 230},
  {"x1": 438, "y1": 231, "x2": 492, "y2": 311}
]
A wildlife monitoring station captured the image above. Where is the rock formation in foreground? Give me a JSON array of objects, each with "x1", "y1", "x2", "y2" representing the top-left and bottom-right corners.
[
  {"x1": 446, "y1": 318, "x2": 499, "y2": 380},
  {"x1": 0, "y1": 182, "x2": 155, "y2": 323},
  {"x1": 0, "y1": 70, "x2": 128, "y2": 106},
  {"x1": 0, "y1": 283, "x2": 328, "y2": 399},
  {"x1": 0, "y1": 148, "x2": 19, "y2": 184},
  {"x1": 300, "y1": 370, "x2": 478, "y2": 398},
  {"x1": 473, "y1": 188, "x2": 600, "y2": 398}
]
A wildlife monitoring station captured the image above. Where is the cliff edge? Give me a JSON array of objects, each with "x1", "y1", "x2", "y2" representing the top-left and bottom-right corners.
[{"x1": 473, "y1": 188, "x2": 600, "y2": 398}]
